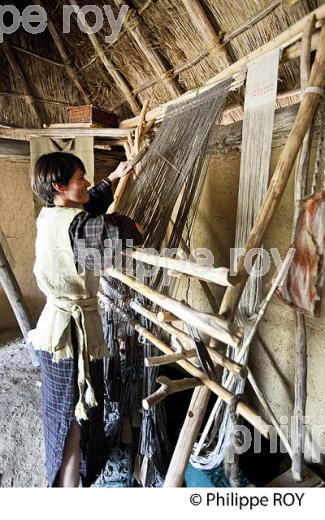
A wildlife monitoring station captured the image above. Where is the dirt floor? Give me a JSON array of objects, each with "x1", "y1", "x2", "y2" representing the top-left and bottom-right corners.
[{"x1": 0, "y1": 328, "x2": 44, "y2": 487}]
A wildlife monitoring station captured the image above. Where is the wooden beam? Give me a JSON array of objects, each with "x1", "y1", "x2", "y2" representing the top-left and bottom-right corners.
[
  {"x1": 210, "y1": 101, "x2": 321, "y2": 154},
  {"x1": 11, "y1": 45, "x2": 65, "y2": 68},
  {"x1": 291, "y1": 15, "x2": 315, "y2": 483},
  {"x1": 223, "y1": 0, "x2": 282, "y2": 43},
  {"x1": 0, "y1": 91, "x2": 71, "y2": 108},
  {"x1": 2, "y1": 37, "x2": 44, "y2": 126},
  {"x1": 120, "y1": 5, "x2": 325, "y2": 128},
  {"x1": 122, "y1": 4, "x2": 182, "y2": 98},
  {"x1": 68, "y1": 0, "x2": 141, "y2": 115},
  {"x1": 32, "y1": 0, "x2": 91, "y2": 105},
  {"x1": 0, "y1": 127, "x2": 130, "y2": 141},
  {"x1": 0, "y1": 242, "x2": 39, "y2": 367},
  {"x1": 180, "y1": 0, "x2": 232, "y2": 67}
]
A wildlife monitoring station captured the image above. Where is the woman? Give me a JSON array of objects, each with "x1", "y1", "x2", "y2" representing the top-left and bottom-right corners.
[{"x1": 29, "y1": 152, "x2": 143, "y2": 487}]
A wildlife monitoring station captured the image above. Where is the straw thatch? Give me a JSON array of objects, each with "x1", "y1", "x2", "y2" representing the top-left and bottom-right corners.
[{"x1": 0, "y1": 0, "x2": 322, "y2": 127}]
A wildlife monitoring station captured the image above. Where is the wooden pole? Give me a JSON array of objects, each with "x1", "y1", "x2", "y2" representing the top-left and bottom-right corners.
[
  {"x1": 0, "y1": 243, "x2": 39, "y2": 367},
  {"x1": 32, "y1": 0, "x2": 91, "y2": 105},
  {"x1": 181, "y1": 0, "x2": 232, "y2": 67},
  {"x1": 124, "y1": 6, "x2": 182, "y2": 98},
  {"x1": 2, "y1": 37, "x2": 44, "y2": 126},
  {"x1": 223, "y1": 0, "x2": 282, "y2": 43},
  {"x1": 124, "y1": 249, "x2": 232, "y2": 286},
  {"x1": 290, "y1": 15, "x2": 315, "y2": 482},
  {"x1": 247, "y1": 369, "x2": 293, "y2": 458},
  {"x1": 194, "y1": 250, "x2": 295, "y2": 456},
  {"x1": 109, "y1": 103, "x2": 153, "y2": 213},
  {"x1": 68, "y1": 0, "x2": 141, "y2": 115},
  {"x1": 0, "y1": 127, "x2": 130, "y2": 141},
  {"x1": 105, "y1": 267, "x2": 242, "y2": 347},
  {"x1": 143, "y1": 376, "x2": 202, "y2": 410},
  {"x1": 220, "y1": 23, "x2": 325, "y2": 319},
  {"x1": 98, "y1": 293, "x2": 271, "y2": 437},
  {"x1": 163, "y1": 386, "x2": 210, "y2": 487},
  {"x1": 156, "y1": 310, "x2": 179, "y2": 323},
  {"x1": 145, "y1": 350, "x2": 197, "y2": 367},
  {"x1": 129, "y1": 299, "x2": 247, "y2": 379}
]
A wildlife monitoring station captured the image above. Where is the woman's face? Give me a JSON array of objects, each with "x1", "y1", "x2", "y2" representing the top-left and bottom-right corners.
[{"x1": 64, "y1": 168, "x2": 91, "y2": 205}]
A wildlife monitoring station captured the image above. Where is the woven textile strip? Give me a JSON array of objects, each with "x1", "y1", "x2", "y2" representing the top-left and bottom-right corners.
[{"x1": 191, "y1": 49, "x2": 280, "y2": 470}]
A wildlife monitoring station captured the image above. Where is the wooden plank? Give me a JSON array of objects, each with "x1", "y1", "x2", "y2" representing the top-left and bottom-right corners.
[
  {"x1": 210, "y1": 103, "x2": 321, "y2": 154},
  {"x1": 0, "y1": 127, "x2": 131, "y2": 141},
  {"x1": 267, "y1": 467, "x2": 322, "y2": 487},
  {"x1": 0, "y1": 139, "x2": 30, "y2": 156}
]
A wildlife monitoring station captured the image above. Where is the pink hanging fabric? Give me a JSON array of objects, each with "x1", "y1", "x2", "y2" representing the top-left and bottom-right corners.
[{"x1": 276, "y1": 191, "x2": 325, "y2": 318}]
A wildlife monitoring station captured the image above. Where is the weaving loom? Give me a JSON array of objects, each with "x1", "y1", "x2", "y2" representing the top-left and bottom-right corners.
[
  {"x1": 191, "y1": 49, "x2": 281, "y2": 473},
  {"x1": 100, "y1": 79, "x2": 233, "y2": 486}
]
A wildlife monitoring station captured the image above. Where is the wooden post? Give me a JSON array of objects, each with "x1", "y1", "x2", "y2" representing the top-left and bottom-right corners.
[
  {"x1": 291, "y1": 15, "x2": 315, "y2": 482},
  {"x1": 2, "y1": 37, "x2": 44, "y2": 126},
  {"x1": 68, "y1": 0, "x2": 141, "y2": 115},
  {"x1": 220, "y1": 23, "x2": 325, "y2": 319},
  {"x1": 0, "y1": 243, "x2": 39, "y2": 367},
  {"x1": 32, "y1": 0, "x2": 91, "y2": 105},
  {"x1": 163, "y1": 386, "x2": 210, "y2": 487}
]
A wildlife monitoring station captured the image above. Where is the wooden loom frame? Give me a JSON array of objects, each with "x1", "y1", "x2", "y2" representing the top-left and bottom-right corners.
[
  {"x1": 0, "y1": 3, "x2": 324, "y2": 488},
  {"x1": 111, "y1": 9, "x2": 325, "y2": 487}
]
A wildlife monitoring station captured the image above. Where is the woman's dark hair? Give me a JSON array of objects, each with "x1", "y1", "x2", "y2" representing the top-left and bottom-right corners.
[{"x1": 31, "y1": 152, "x2": 86, "y2": 204}]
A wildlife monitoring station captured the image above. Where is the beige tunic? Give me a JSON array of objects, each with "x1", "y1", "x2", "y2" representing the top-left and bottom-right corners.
[{"x1": 28, "y1": 206, "x2": 108, "y2": 420}]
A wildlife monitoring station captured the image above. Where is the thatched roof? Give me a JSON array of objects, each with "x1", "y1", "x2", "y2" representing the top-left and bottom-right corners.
[{"x1": 0, "y1": 0, "x2": 322, "y2": 128}]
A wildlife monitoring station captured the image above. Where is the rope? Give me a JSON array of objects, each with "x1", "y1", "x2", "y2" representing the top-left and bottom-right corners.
[{"x1": 303, "y1": 86, "x2": 325, "y2": 97}]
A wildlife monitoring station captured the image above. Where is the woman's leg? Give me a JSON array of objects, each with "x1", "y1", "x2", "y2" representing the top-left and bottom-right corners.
[{"x1": 59, "y1": 420, "x2": 81, "y2": 487}]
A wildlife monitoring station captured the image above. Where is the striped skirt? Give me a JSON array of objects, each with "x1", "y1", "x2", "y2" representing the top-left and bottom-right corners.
[{"x1": 38, "y1": 323, "x2": 106, "y2": 487}]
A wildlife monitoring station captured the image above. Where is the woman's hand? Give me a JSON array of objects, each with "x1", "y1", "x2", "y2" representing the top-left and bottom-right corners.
[{"x1": 107, "y1": 161, "x2": 132, "y2": 182}]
